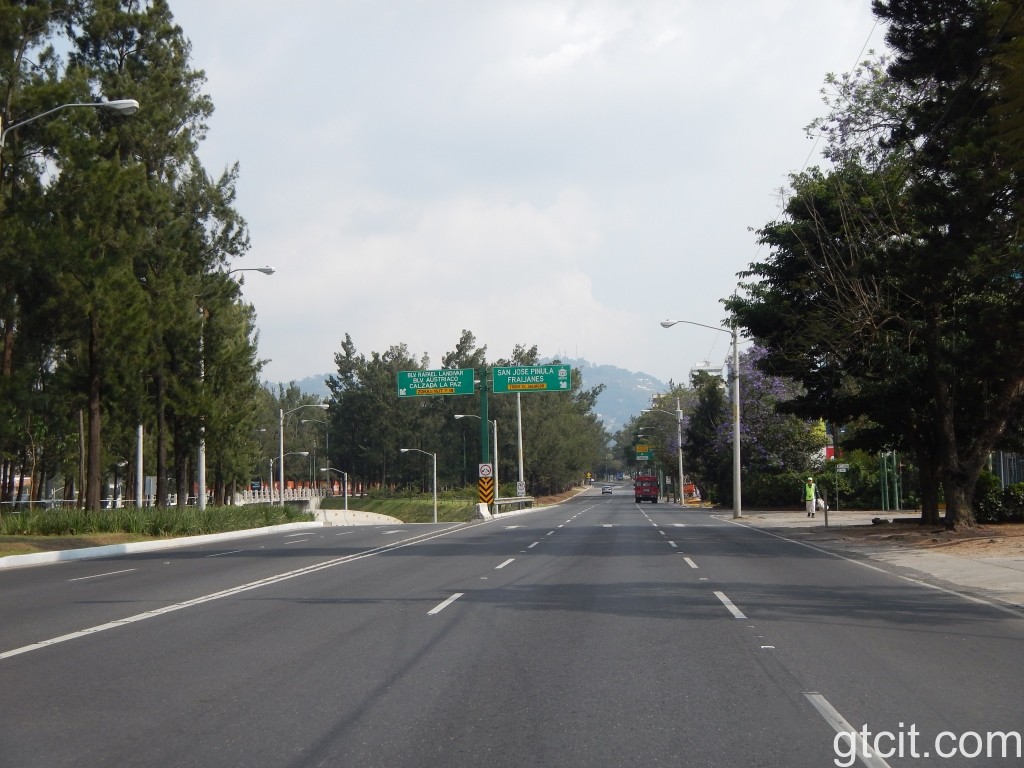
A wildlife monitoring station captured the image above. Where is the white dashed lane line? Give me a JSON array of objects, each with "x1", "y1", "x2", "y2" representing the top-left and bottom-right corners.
[
  {"x1": 714, "y1": 591, "x2": 747, "y2": 619},
  {"x1": 427, "y1": 593, "x2": 464, "y2": 615}
]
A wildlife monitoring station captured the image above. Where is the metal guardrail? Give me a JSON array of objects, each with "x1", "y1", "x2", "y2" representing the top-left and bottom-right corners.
[{"x1": 493, "y1": 496, "x2": 534, "y2": 513}]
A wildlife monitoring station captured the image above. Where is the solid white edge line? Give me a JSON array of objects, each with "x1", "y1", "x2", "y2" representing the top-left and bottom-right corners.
[
  {"x1": 804, "y1": 693, "x2": 893, "y2": 768},
  {"x1": 724, "y1": 518, "x2": 1024, "y2": 619},
  {"x1": 714, "y1": 590, "x2": 746, "y2": 619},
  {"x1": 495, "y1": 558, "x2": 515, "y2": 570},
  {"x1": 428, "y1": 593, "x2": 464, "y2": 615}
]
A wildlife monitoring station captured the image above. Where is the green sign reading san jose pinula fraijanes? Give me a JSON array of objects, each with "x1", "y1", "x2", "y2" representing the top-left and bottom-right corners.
[{"x1": 491, "y1": 364, "x2": 571, "y2": 394}]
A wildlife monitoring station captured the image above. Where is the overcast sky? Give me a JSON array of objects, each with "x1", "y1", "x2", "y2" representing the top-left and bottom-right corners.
[{"x1": 168, "y1": 0, "x2": 883, "y2": 386}]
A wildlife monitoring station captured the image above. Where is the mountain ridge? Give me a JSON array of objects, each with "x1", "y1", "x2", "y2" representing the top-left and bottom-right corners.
[{"x1": 275, "y1": 358, "x2": 667, "y2": 434}]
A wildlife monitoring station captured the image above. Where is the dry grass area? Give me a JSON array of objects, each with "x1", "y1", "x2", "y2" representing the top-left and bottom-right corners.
[{"x1": 818, "y1": 522, "x2": 1024, "y2": 557}]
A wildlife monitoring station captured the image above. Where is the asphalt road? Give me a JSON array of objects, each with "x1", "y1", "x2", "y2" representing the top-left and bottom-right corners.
[{"x1": 1, "y1": 487, "x2": 1022, "y2": 767}]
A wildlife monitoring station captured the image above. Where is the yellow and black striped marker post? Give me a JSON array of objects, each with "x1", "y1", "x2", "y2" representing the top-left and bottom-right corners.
[{"x1": 478, "y1": 477, "x2": 494, "y2": 505}]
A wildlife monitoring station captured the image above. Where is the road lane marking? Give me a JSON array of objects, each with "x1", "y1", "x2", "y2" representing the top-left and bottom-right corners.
[
  {"x1": 726, "y1": 519, "x2": 1024, "y2": 619},
  {"x1": 68, "y1": 569, "x2": 136, "y2": 582},
  {"x1": 428, "y1": 593, "x2": 464, "y2": 615},
  {"x1": 528, "y1": 542, "x2": 539, "y2": 549},
  {"x1": 284, "y1": 538, "x2": 311, "y2": 544},
  {"x1": 205, "y1": 550, "x2": 243, "y2": 558},
  {"x1": 669, "y1": 542, "x2": 678, "y2": 548},
  {"x1": 1, "y1": 524, "x2": 478, "y2": 662},
  {"x1": 546, "y1": 531, "x2": 555, "y2": 536},
  {"x1": 683, "y1": 557, "x2": 698, "y2": 569},
  {"x1": 496, "y1": 558, "x2": 515, "y2": 570},
  {"x1": 804, "y1": 693, "x2": 893, "y2": 768},
  {"x1": 714, "y1": 591, "x2": 746, "y2": 619}
]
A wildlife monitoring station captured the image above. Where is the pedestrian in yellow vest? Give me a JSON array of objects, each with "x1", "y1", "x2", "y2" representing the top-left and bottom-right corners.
[{"x1": 804, "y1": 477, "x2": 817, "y2": 518}]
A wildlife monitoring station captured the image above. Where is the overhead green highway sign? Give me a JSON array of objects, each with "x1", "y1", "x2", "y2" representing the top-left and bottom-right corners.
[
  {"x1": 491, "y1": 364, "x2": 571, "y2": 394},
  {"x1": 397, "y1": 368, "x2": 475, "y2": 397}
]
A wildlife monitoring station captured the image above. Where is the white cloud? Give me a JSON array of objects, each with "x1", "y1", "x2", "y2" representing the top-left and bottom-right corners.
[{"x1": 172, "y1": 0, "x2": 884, "y2": 385}]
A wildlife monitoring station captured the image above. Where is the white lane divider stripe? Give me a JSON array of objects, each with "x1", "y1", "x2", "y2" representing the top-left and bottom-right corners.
[
  {"x1": 68, "y1": 569, "x2": 136, "y2": 582},
  {"x1": 714, "y1": 591, "x2": 746, "y2": 619},
  {"x1": 495, "y1": 558, "x2": 515, "y2": 570},
  {"x1": 528, "y1": 542, "x2": 539, "y2": 549},
  {"x1": 205, "y1": 550, "x2": 244, "y2": 558},
  {"x1": 804, "y1": 693, "x2": 893, "y2": 768},
  {"x1": 683, "y1": 557, "x2": 698, "y2": 569},
  {"x1": 1, "y1": 524, "x2": 472, "y2": 662},
  {"x1": 669, "y1": 542, "x2": 678, "y2": 548},
  {"x1": 428, "y1": 593, "x2": 464, "y2": 615}
]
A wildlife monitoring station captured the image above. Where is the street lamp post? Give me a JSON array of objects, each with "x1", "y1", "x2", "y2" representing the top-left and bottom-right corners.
[
  {"x1": 661, "y1": 318, "x2": 742, "y2": 518},
  {"x1": 271, "y1": 452, "x2": 309, "y2": 504},
  {"x1": 279, "y1": 404, "x2": 328, "y2": 506},
  {"x1": 641, "y1": 402, "x2": 685, "y2": 505},
  {"x1": 454, "y1": 414, "x2": 498, "y2": 496},
  {"x1": 301, "y1": 418, "x2": 328, "y2": 492},
  {"x1": 320, "y1": 467, "x2": 349, "y2": 510},
  {"x1": 197, "y1": 267, "x2": 274, "y2": 510},
  {"x1": 0, "y1": 99, "x2": 140, "y2": 152},
  {"x1": 399, "y1": 448, "x2": 437, "y2": 524}
]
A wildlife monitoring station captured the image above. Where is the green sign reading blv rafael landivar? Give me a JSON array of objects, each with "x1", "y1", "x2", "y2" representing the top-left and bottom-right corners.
[
  {"x1": 491, "y1": 364, "x2": 571, "y2": 394},
  {"x1": 397, "y1": 368, "x2": 475, "y2": 397}
]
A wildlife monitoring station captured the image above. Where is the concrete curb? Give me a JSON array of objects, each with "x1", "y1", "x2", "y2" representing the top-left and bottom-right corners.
[{"x1": 0, "y1": 521, "x2": 324, "y2": 571}]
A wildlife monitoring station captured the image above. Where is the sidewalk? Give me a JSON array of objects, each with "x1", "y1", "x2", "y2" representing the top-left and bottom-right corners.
[{"x1": 727, "y1": 509, "x2": 1024, "y2": 615}]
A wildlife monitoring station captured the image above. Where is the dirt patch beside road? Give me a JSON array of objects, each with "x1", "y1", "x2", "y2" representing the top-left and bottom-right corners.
[
  {"x1": 821, "y1": 522, "x2": 1024, "y2": 557},
  {"x1": 737, "y1": 510, "x2": 1024, "y2": 558}
]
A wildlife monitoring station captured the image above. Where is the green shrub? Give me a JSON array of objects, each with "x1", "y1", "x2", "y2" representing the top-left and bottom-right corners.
[
  {"x1": 1001, "y1": 483, "x2": 1024, "y2": 523},
  {"x1": 974, "y1": 471, "x2": 1004, "y2": 523},
  {"x1": 0, "y1": 504, "x2": 313, "y2": 537}
]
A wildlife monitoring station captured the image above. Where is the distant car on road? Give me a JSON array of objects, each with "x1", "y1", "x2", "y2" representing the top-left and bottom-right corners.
[{"x1": 601, "y1": 485, "x2": 613, "y2": 494}]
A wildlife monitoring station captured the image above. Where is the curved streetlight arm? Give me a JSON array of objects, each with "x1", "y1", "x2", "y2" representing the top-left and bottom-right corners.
[
  {"x1": 1, "y1": 99, "x2": 140, "y2": 150},
  {"x1": 661, "y1": 317, "x2": 741, "y2": 518},
  {"x1": 399, "y1": 449, "x2": 438, "y2": 524},
  {"x1": 279, "y1": 403, "x2": 328, "y2": 507},
  {"x1": 641, "y1": 408, "x2": 685, "y2": 505},
  {"x1": 227, "y1": 266, "x2": 275, "y2": 276},
  {"x1": 319, "y1": 466, "x2": 349, "y2": 511}
]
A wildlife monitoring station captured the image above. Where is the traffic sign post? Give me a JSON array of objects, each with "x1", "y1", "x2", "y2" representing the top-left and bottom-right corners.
[
  {"x1": 397, "y1": 368, "x2": 475, "y2": 397},
  {"x1": 491, "y1": 364, "x2": 571, "y2": 394}
]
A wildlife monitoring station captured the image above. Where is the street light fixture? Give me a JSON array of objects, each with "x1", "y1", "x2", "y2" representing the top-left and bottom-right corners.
[
  {"x1": 642, "y1": 404, "x2": 685, "y2": 505},
  {"x1": 278, "y1": 404, "x2": 328, "y2": 506},
  {"x1": 271, "y1": 451, "x2": 309, "y2": 504},
  {"x1": 661, "y1": 318, "x2": 742, "y2": 518},
  {"x1": 319, "y1": 467, "x2": 349, "y2": 511},
  {"x1": 301, "y1": 418, "x2": 329, "y2": 491},
  {"x1": 227, "y1": 266, "x2": 275, "y2": 276},
  {"x1": 197, "y1": 266, "x2": 274, "y2": 511},
  {"x1": 454, "y1": 414, "x2": 499, "y2": 497},
  {"x1": 0, "y1": 99, "x2": 140, "y2": 151},
  {"x1": 399, "y1": 448, "x2": 437, "y2": 524}
]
